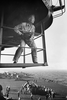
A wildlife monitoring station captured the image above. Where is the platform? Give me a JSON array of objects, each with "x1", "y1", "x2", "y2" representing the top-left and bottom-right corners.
[{"x1": 0, "y1": 63, "x2": 47, "y2": 68}]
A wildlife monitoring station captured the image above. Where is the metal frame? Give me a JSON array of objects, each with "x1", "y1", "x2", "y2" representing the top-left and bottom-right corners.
[
  {"x1": 0, "y1": 17, "x2": 48, "y2": 67},
  {"x1": 0, "y1": 0, "x2": 65, "y2": 68},
  {"x1": 0, "y1": 63, "x2": 45, "y2": 68},
  {"x1": 0, "y1": 10, "x2": 4, "y2": 63},
  {"x1": 41, "y1": 23, "x2": 48, "y2": 66},
  {"x1": 52, "y1": 0, "x2": 66, "y2": 18}
]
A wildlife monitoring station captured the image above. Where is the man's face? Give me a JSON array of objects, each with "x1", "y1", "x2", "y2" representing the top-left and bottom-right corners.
[
  {"x1": 29, "y1": 16, "x2": 35, "y2": 23},
  {"x1": 31, "y1": 16, "x2": 35, "y2": 23}
]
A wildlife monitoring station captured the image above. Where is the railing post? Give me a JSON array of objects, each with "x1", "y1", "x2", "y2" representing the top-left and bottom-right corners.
[
  {"x1": 0, "y1": 10, "x2": 4, "y2": 63},
  {"x1": 41, "y1": 23, "x2": 48, "y2": 66},
  {"x1": 23, "y1": 47, "x2": 25, "y2": 63}
]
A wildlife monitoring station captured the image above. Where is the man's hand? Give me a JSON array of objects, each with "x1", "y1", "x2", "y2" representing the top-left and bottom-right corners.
[
  {"x1": 30, "y1": 33, "x2": 34, "y2": 40},
  {"x1": 14, "y1": 27, "x2": 23, "y2": 35}
]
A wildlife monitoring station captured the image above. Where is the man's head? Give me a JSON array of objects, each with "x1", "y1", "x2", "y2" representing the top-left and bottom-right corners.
[
  {"x1": 27, "y1": 81, "x2": 29, "y2": 84},
  {"x1": 28, "y1": 15, "x2": 35, "y2": 24}
]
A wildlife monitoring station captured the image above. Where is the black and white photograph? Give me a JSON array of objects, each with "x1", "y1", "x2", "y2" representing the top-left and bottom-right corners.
[{"x1": 0, "y1": 0, "x2": 67, "y2": 100}]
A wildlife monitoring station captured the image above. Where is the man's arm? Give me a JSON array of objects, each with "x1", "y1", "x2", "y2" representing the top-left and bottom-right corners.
[{"x1": 14, "y1": 24, "x2": 23, "y2": 35}]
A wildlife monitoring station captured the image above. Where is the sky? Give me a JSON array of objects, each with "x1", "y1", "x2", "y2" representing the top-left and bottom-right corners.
[{"x1": 0, "y1": 0, "x2": 67, "y2": 73}]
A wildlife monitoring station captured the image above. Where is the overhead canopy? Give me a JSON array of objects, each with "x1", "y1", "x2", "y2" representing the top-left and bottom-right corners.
[
  {"x1": 0, "y1": 0, "x2": 53, "y2": 49},
  {"x1": 0, "y1": 0, "x2": 53, "y2": 30}
]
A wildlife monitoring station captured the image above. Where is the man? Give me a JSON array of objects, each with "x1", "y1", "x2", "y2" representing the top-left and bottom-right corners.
[
  {"x1": 5, "y1": 86, "x2": 10, "y2": 97},
  {"x1": 13, "y1": 15, "x2": 38, "y2": 63},
  {"x1": 0, "y1": 85, "x2": 6, "y2": 100},
  {"x1": 0, "y1": 85, "x2": 3, "y2": 97}
]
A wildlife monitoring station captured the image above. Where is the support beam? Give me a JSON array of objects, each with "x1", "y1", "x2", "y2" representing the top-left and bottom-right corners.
[
  {"x1": 41, "y1": 23, "x2": 48, "y2": 66},
  {"x1": 0, "y1": 63, "x2": 45, "y2": 68},
  {"x1": 23, "y1": 46, "x2": 25, "y2": 63},
  {"x1": 0, "y1": 10, "x2": 4, "y2": 62}
]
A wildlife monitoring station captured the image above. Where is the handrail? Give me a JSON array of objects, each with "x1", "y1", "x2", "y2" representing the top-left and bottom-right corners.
[
  {"x1": 0, "y1": 44, "x2": 44, "y2": 50},
  {"x1": 1, "y1": 49, "x2": 44, "y2": 57}
]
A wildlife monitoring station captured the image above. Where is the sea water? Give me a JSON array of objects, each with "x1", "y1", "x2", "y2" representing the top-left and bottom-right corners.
[{"x1": 34, "y1": 70, "x2": 67, "y2": 87}]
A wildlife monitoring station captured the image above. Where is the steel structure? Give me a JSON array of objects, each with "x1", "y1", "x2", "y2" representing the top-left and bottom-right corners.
[{"x1": 0, "y1": 0, "x2": 65, "y2": 68}]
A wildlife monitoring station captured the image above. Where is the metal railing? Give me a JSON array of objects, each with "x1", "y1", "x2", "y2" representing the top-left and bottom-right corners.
[{"x1": 0, "y1": 24, "x2": 47, "y2": 64}]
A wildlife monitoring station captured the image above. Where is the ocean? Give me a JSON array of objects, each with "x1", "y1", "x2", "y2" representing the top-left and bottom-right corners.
[{"x1": 32, "y1": 70, "x2": 67, "y2": 87}]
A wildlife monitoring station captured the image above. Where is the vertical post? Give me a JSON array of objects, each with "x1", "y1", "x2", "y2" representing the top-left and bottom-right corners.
[
  {"x1": 0, "y1": 10, "x2": 4, "y2": 63},
  {"x1": 23, "y1": 46, "x2": 25, "y2": 63},
  {"x1": 59, "y1": 0, "x2": 63, "y2": 14},
  {"x1": 41, "y1": 23, "x2": 48, "y2": 66},
  {"x1": 50, "y1": 0, "x2": 52, "y2": 6},
  {"x1": 63, "y1": 0, "x2": 66, "y2": 14}
]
